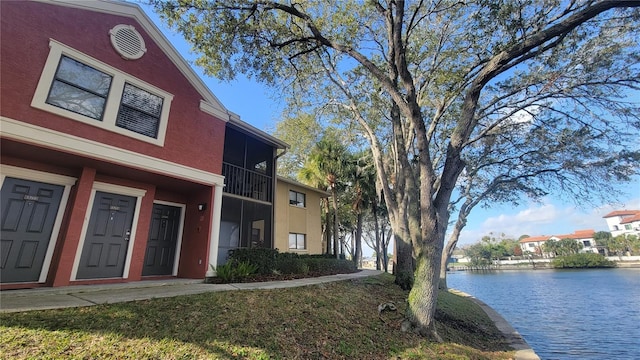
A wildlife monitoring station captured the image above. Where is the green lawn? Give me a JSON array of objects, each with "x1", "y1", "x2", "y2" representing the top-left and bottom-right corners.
[{"x1": 0, "y1": 274, "x2": 514, "y2": 359}]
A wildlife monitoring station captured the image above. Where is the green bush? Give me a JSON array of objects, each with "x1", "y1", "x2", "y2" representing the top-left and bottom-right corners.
[
  {"x1": 276, "y1": 254, "x2": 309, "y2": 275},
  {"x1": 229, "y1": 248, "x2": 278, "y2": 274},
  {"x1": 235, "y1": 261, "x2": 259, "y2": 277},
  {"x1": 551, "y1": 253, "x2": 616, "y2": 268},
  {"x1": 211, "y1": 261, "x2": 258, "y2": 283},
  {"x1": 303, "y1": 257, "x2": 357, "y2": 274},
  {"x1": 227, "y1": 248, "x2": 357, "y2": 276}
]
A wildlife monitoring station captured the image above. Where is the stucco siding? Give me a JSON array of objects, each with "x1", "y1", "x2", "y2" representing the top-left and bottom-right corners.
[{"x1": 274, "y1": 179, "x2": 326, "y2": 255}]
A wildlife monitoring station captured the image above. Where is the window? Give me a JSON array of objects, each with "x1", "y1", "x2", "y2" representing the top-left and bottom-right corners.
[
  {"x1": 625, "y1": 224, "x2": 632, "y2": 230},
  {"x1": 46, "y1": 56, "x2": 112, "y2": 120},
  {"x1": 289, "y1": 233, "x2": 306, "y2": 250},
  {"x1": 117, "y1": 83, "x2": 163, "y2": 138},
  {"x1": 289, "y1": 190, "x2": 306, "y2": 207},
  {"x1": 528, "y1": 243, "x2": 536, "y2": 248},
  {"x1": 583, "y1": 240, "x2": 591, "y2": 247},
  {"x1": 32, "y1": 40, "x2": 173, "y2": 145}
]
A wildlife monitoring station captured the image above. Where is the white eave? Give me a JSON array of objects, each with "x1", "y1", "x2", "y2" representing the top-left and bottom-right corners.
[{"x1": 277, "y1": 176, "x2": 331, "y2": 197}]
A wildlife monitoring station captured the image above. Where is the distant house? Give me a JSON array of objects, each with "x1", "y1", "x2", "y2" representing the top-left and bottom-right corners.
[
  {"x1": 549, "y1": 229, "x2": 598, "y2": 254},
  {"x1": 603, "y1": 210, "x2": 640, "y2": 238},
  {"x1": 519, "y1": 229, "x2": 598, "y2": 257},
  {"x1": 519, "y1": 235, "x2": 551, "y2": 257},
  {"x1": 274, "y1": 177, "x2": 329, "y2": 255}
]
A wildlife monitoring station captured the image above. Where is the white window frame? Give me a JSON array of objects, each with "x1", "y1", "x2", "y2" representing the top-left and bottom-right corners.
[
  {"x1": 288, "y1": 232, "x2": 307, "y2": 250},
  {"x1": 31, "y1": 39, "x2": 173, "y2": 146}
]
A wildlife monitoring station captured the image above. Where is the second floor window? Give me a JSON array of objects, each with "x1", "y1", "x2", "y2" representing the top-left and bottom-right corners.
[
  {"x1": 47, "y1": 56, "x2": 112, "y2": 120},
  {"x1": 289, "y1": 190, "x2": 305, "y2": 207},
  {"x1": 33, "y1": 40, "x2": 173, "y2": 146},
  {"x1": 117, "y1": 83, "x2": 163, "y2": 138}
]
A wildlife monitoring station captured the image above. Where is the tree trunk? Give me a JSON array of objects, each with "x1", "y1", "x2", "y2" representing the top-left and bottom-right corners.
[
  {"x1": 383, "y1": 228, "x2": 391, "y2": 272},
  {"x1": 331, "y1": 189, "x2": 340, "y2": 258},
  {"x1": 394, "y1": 234, "x2": 414, "y2": 290},
  {"x1": 373, "y1": 203, "x2": 382, "y2": 270},
  {"x1": 439, "y1": 221, "x2": 464, "y2": 289},
  {"x1": 325, "y1": 200, "x2": 332, "y2": 255},
  {"x1": 354, "y1": 211, "x2": 363, "y2": 268},
  {"x1": 407, "y1": 237, "x2": 444, "y2": 340}
]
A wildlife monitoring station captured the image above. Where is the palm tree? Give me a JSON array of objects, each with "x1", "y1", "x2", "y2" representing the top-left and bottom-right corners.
[
  {"x1": 542, "y1": 240, "x2": 559, "y2": 258},
  {"x1": 345, "y1": 150, "x2": 377, "y2": 267},
  {"x1": 299, "y1": 133, "x2": 348, "y2": 257},
  {"x1": 298, "y1": 158, "x2": 332, "y2": 254}
]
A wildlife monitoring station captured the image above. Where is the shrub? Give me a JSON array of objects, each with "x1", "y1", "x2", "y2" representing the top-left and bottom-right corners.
[
  {"x1": 303, "y1": 257, "x2": 357, "y2": 274},
  {"x1": 235, "y1": 261, "x2": 259, "y2": 277},
  {"x1": 212, "y1": 263, "x2": 235, "y2": 283},
  {"x1": 226, "y1": 248, "x2": 357, "y2": 277},
  {"x1": 211, "y1": 261, "x2": 258, "y2": 283},
  {"x1": 551, "y1": 253, "x2": 616, "y2": 269},
  {"x1": 229, "y1": 248, "x2": 278, "y2": 274},
  {"x1": 276, "y1": 256, "x2": 309, "y2": 275}
]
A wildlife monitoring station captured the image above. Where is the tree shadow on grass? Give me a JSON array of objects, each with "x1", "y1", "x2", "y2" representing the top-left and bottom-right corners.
[{"x1": 0, "y1": 276, "x2": 514, "y2": 359}]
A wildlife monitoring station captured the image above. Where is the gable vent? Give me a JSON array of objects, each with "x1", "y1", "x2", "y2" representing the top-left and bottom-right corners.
[{"x1": 109, "y1": 24, "x2": 146, "y2": 60}]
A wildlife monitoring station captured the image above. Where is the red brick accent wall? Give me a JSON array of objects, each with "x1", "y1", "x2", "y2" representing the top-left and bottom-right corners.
[
  {"x1": 51, "y1": 167, "x2": 96, "y2": 287},
  {"x1": 0, "y1": 1, "x2": 225, "y2": 174},
  {"x1": 178, "y1": 188, "x2": 215, "y2": 278}
]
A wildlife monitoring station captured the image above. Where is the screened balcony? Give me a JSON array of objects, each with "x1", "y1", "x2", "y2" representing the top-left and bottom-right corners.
[
  {"x1": 222, "y1": 162, "x2": 272, "y2": 202},
  {"x1": 218, "y1": 125, "x2": 279, "y2": 265}
]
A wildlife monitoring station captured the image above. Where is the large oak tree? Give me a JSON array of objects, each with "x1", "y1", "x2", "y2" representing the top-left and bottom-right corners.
[{"x1": 154, "y1": 0, "x2": 640, "y2": 337}]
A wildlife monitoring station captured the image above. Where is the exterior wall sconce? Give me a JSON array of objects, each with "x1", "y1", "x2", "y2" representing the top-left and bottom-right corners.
[{"x1": 197, "y1": 203, "x2": 207, "y2": 211}]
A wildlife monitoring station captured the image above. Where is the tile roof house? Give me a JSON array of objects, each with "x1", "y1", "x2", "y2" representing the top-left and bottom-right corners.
[
  {"x1": 519, "y1": 235, "x2": 552, "y2": 256},
  {"x1": 519, "y1": 230, "x2": 599, "y2": 257},
  {"x1": 0, "y1": 0, "x2": 294, "y2": 289},
  {"x1": 603, "y1": 210, "x2": 640, "y2": 238},
  {"x1": 549, "y1": 229, "x2": 598, "y2": 254}
]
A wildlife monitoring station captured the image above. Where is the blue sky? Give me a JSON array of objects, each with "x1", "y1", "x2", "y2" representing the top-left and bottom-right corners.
[{"x1": 138, "y1": 4, "x2": 640, "y2": 251}]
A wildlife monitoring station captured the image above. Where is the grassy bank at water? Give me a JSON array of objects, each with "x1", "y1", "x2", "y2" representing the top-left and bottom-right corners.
[{"x1": 0, "y1": 274, "x2": 514, "y2": 359}]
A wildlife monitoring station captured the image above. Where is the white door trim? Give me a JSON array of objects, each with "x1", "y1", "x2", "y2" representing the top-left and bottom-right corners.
[
  {"x1": 0, "y1": 165, "x2": 76, "y2": 283},
  {"x1": 70, "y1": 182, "x2": 146, "y2": 281},
  {"x1": 152, "y1": 200, "x2": 186, "y2": 276}
]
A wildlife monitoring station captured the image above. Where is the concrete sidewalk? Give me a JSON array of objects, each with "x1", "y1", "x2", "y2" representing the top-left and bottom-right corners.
[{"x1": 0, "y1": 269, "x2": 383, "y2": 313}]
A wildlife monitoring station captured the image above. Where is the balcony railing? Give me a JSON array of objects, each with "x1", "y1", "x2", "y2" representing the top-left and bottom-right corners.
[{"x1": 222, "y1": 162, "x2": 272, "y2": 202}]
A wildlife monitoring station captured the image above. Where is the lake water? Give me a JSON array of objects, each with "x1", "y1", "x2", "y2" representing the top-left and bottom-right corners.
[{"x1": 446, "y1": 268, "x2": 640, "y2": 360}]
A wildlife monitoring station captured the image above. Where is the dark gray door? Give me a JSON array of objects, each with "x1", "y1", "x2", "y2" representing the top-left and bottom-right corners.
[
  {"x1": 76, "y1": 191, "x2": 136, "y2": 279},
  {"x1": 142, "y1": 204, "x2": 181, "y2": 276},
  {"x1": 1, "y1": 177, "x2": 64, "y2": 283}
]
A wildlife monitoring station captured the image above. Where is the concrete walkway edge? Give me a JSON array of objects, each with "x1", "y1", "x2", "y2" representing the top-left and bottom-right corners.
[{"x1": 0, "y1": 270, "x2": 383, "y2": 313}]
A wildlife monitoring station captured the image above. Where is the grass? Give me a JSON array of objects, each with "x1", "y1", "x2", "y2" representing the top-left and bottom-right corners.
[{"x1": 0, "y1": 274, "x2": 515, "y2": 359}]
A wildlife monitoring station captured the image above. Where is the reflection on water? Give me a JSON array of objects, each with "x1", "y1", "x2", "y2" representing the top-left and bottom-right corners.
[{"x1": 447, "y1": 268, "x2": 640, "y2": 360}]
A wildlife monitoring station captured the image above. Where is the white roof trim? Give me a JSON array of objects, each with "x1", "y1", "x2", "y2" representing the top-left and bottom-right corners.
[
  {"x1": 1, "y1": 117, "x2": 225, "y2": 187},
  {"x1": 277, "y1": 176, "x2": 331, "y2": 196}
]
